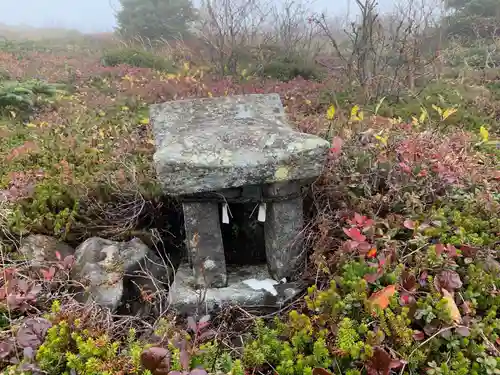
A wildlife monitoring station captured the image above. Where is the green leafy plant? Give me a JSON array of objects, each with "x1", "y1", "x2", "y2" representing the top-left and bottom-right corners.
[
  {"x1": 101, "y1": 48, "x2": 176, "y2": 72},
  {"x1": 0, "y1": 79, "x2": 63, "y2": 119}
]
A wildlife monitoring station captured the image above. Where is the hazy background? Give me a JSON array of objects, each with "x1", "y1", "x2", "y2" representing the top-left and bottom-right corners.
[{"x1": 0, "y1": 0, "x2": 396, "y2": 33}]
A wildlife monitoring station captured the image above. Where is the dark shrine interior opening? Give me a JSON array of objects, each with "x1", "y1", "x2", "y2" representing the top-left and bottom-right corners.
[{"x1": 219, "y1": 202, "x2": 267, "y2": 266}]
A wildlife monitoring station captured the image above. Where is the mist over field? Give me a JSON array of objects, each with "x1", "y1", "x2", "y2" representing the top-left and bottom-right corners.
[{"x1": 0, "y1": 0, "x2": 397, "y2": 33}]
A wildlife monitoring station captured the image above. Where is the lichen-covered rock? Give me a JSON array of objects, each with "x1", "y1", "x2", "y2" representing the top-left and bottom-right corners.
[
  {"x1": 150, "y1": 94, "x2": 330, "y2": 195},
  {"x1": 19, "y1": 235, "x2": 75, "y2": 267},
  {"x1": 71, "y1": 237, "x2": 173, "y2": 314}
]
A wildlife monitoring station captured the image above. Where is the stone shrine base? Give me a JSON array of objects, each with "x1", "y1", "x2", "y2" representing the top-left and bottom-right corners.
[{"x1": 168, "y1": 263, "x2": 301, "y2": 315}]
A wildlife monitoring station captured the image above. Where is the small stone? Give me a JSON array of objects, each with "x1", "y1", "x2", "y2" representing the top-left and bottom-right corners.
[
  {"x1": 19, "y1": 235, "x2": 75, "y2": 267},
  {"x1": 71, "y1": 237, "x2": 173, "y2": 314}
]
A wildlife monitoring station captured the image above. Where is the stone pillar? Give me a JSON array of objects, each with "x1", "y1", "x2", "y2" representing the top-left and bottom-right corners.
[
  {"x1": 182, "y1": 202, "x2": 227, "y2": 288},
  {"x1": 263, "y1": 182, "x2": 304, "y2": 281}
]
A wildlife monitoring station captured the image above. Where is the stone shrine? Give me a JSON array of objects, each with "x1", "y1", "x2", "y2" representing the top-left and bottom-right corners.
[{"x1": 151, "y1": 94, "x2": 330, "y2": 313}]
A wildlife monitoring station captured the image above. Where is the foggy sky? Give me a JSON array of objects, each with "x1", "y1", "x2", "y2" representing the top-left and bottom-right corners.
[{"x1": 0, "y1": 0, "x2": 395, "y2": 33}]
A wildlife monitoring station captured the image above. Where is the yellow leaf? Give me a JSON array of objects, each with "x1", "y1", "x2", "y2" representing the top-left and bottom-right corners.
[
  {"x1": 99, "y1": 129, "x2": 105, "y2": 138},
  {"x1": 207, "y1": 92, "x2": 213, "y2": 98},
  {"x1": 350, "y1": 105, "x2": 360, "y2": 119},
  {"x1": 369, "y1": 284, "x2": 396, "y2": 312},
  {"x1": 374, "y1": 97, "x2": 386, "y2": 115},
  {"x1": 358, "y1": 110, "x2": 364, "y2": 121},
  {"x1": 432, "y1": 104, "x2": 442, "y2": 116},
  {"x1": 375, "y1": 134, "x2": 388, "y2": 146},
  {"x1": 241, "y1": 69, "x2": 248, "y2": 77},
  {"x1": 419, "y1": 108, "x2": 428, "y2": 123},
  {"x1": 441, "y1": 289, "x2": 461, "y2": 324},
  {"x1": 412, "y1": 116, "x2": 419, "y2": 126},
  {"x1": 442, "y1": 107, "x2": 457, "y2": 120},
  {"x1": 140, "y1": 118, "x2": 149, "y2": 125},
  {"x1": 326, "y1": 105, "x2": 336, "y2": 120},
  {"x1": 121, "y1": 106, "x2": 129, "y2": 111},
  {"x1": 26, "y1": 123, "x2": 37, "y2": 128},
  {"x1": 98, "y1": 110, "x2": 106, "y2": 117},
  {"x1": 480, "y1": 126, "x2": 489, "y2": 142},
  {"x1": 305, "y1": 99, "x2": 312, "y2": 105},
  {"x1": 183, "y1": 62, "x2": 190, "y2": 71}
]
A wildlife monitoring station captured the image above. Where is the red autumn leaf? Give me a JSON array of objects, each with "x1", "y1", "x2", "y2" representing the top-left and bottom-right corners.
[
  {"x1": 63, "y1": 255, "x2": 75, "y2": 270},
  {"x1": 55, "y1": 251, "x2": 62, "y2": 261},
  {"x1": 369, "y1": 285, "x2": 397, "y2": 311},
  {"x1": 399, "y1": 162, "x2": 411, "y2": 174},
  {"x1": 418, "y1": 169, "x2": 428, "y2": 177},
  {"x1": 312, "y1": 368, "x2": 333, "y2": 375},
  {"x1": 434, "y1": 270, "x2": 462, "y2": 293},
  {"x1": 343, "y1": 227, "x2": 366, "y2": 242},
  {"x1": 368, "y1": 347, "x2": 393, "y2": 375},
  {"x1": 179, "y1": 349, "x2": 190, "y2": 371},
  {"x1": 196, "y1": 314, "x2": 211, "y2": 332},
  {"x1": 16, "y1": 318, "x2": 52, "y2": 349},
  {"x1": 435, "y1": 243, "x2": 445, "y2": 256},
  {"x1": 140, "y1": 347, "x2": 171, "y2": 375},
  {"x1": 41, "y1": 267, "x2": 56, "y2": 281},
  {"x1": 445, "y1": 244, "x2": 459, "y2": 258},
  {"x1": 412, "y1": 331, "x2": 425, "y2": 341},
  {"x1": 367, "y1": 248, "x2": 377, "y2": 258},
  {"x1": 329, "y1": 136, "x2": 343, "y2": 156},
  {"x1": 400, "y1": 294, "x2": 410, "y2": 305},
  {"x1": 378, "y1": 255, "x2": 387, "y2": 267},
  {"x1": 400, "y1": 270, "x2": 417, "y2": 292},
  {"x1": 0, "y1": 339, "x2": 15, "y2": 360},
  {"x1": 364, "y1": 269, "x2": 383, "y2": 284},
  {"x1": 390, "y1": 360, "x2": 406, "y2": 370},
  {"x1": 343, "y1": 240, "x2": 359, "y2": 251},
  {"x1": 403, "y1": 219, "x2": 416, "y2": 230},
  {"x1": 358, "y1": 242, "x2": 373, "y2": 252},
  {"x1": 354, "y1": 212, "x2": 363, "y2": 223},
  {"x1": 349, "y1": 213, "x2": 375, "y2": 228},
  {"x1": 460, "y1": 245, "x2": 479, "y2": 257}
]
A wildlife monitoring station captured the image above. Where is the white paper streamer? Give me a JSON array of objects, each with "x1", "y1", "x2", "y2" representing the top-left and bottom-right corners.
[
  {"x1": 257, "y1": 203, "x2": 267, "y2": 222},
  {"x1": 222, "y1": 203, "x2": 230, "y2": 224}
]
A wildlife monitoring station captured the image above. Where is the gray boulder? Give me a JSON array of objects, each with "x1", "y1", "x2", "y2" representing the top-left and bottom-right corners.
[{"x1": 71, "y1": 237, "x2": 173, "y2": 314}]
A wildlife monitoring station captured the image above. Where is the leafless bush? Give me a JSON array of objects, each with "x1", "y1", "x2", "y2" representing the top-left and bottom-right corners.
[
  {"x1": 196, "y1": 0, "x2": 268, "y2": 76},
  {"x1": 314, "y1": 0, "x2": 443, "y2": 102},
  {"x1": 196, "y1": 0, "x2": 329, "y2": 76},
  {"x1": 259, "y1": 0, "x2": 326, "y2": 62}
]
